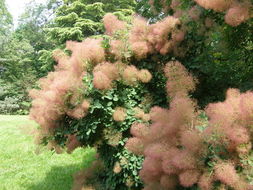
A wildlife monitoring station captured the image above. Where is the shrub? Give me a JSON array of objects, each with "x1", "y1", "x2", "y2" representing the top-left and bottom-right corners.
[
  {"x1": 29, "y1": 1, "x2": 253, "y2": 189},
  {"x1": 0, "y1": 96, "x2": 20, "y2": 114},
  {"x1": 0, "y1": 81, "x2": 30, "y2": 115}
]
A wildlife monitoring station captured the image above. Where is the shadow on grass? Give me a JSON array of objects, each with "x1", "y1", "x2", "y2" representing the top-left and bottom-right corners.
[{"x1": 24, "y1": 153, "x2": 95, "y2": 190}]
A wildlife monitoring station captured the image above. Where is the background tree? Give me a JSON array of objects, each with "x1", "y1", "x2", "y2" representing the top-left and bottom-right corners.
[
  {"x1": 15, "y1": 0, "x2": 62, "y2": 77},
  {"x1": 0, "y1": 0, "x2": 12, "y2": 39},
  {"x1": 0, "y1": 0, "x2": 13, "y2": 60},
  {"x1": 0, "y1": 0, "x2": 59, "y2": 114}
]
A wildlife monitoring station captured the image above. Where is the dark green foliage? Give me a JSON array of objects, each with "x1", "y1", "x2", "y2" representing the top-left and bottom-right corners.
[
  {"x1": 184, "y1": 20, "x2": 253, "y2": 107},
  {"x1": 0, "y1": 80, "x2": 30, "y2": 114},
  {"x1": 47, "y1": 0, "x2": 136, "y2": 44}
]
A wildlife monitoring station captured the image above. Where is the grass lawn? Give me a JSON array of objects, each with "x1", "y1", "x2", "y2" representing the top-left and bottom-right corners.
[{"x1": 0, "y1": 115, "x2": 95, "y2": 190}]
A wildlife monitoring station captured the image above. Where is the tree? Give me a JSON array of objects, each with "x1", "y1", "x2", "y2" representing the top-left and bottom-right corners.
[
  {"x1": 0, "y1": 0, "x2": 12, "y2": 35},
  {"x1": 0, "y1": 0, "x2": 60, "y2": 114},
  {"x1": 14, "y1": 0, "x2": 62, "y2": 77},
  {"x1": 0, "y1": 0, "x2": 12, "y2": 56},
  {"x1": 47, "y1": 0, "x2": 136, "y2": 44}
]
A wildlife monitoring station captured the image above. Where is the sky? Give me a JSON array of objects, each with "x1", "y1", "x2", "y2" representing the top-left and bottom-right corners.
[{"x1": 6, "y1": 0, "x2": 47, "y2": 27}]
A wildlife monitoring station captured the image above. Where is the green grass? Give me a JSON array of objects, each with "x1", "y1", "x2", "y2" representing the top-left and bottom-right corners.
[{"x1": 0, "y1": 115, "x2": 95, "y2": 190}]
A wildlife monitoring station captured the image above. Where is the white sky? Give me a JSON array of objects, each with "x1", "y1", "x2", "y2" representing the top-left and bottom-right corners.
[{"x1": 6, "y1": 0, "x2": 47, "y2": 27}]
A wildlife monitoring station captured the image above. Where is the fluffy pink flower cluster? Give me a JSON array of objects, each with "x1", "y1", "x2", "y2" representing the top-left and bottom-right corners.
[
  {"x1": 93, "y1": 62, "x2": 120, "y2": 90},
  {"x1": 225, "y1": 4, "x2": 251, "y2": 27},
  {"x1": 109, "y1": 40, "x2": 127, "y2": 60},
  {"x1": 103, "y1": 13, "x2": 126, "y2": 35},
  {"x1": 205, "y1": 88, "x2": 253, "y2": 155},
  {"x1": 103, "y1": 12, "x2": 186, "y2": 59},
  {"x1": 66, "y1": 38, "x2": 105, "y2": 75},
  {"x1": 29, "y1": 66, "x2": 86, "y2": 132},
  {"x1": 164, "y1": 60, "x2": 196, "y2": 97},
  {"x1": 122, "y1": 66, "x2": 152, "y2": 85},
  {"x1": 133, "y1": 107, "x2": 150, "y2": 122},
  {"x1": 113, "y1": 107, "x2": 126, "y2": 122},
  {"x1": 194, "y1": 0, "x2": 232, "y2": 12},
  {"x1": 129, "y1": 16, "x2": 183, "y2": 58},
  {"x1": 102, "y1": 12, "x2": 189, "y2": 59},
  {"x1": 93, "y1": 63, "x2": 152, "y2": 89}
]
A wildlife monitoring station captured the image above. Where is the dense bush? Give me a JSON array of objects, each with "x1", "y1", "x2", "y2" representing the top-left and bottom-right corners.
[
  {"x1": 29, "y1": 0, "x2": 253, "y2": 189},
  {"x1": 0, "y1": 97, "x2": 19, "y2": 114},
  {"x1": 0, "y1": 80, "x2": 30, "y2": 115}
]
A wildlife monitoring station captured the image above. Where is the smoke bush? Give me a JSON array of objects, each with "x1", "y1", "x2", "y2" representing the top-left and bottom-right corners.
[
  {"x1": 30, "y1": 3, "x2": 253, "y2": 189},
  {"x1": 225, "y1": 4, "x2": 250, "y2": 27},
  {"x1": 129, "y1": 15, "x2": 183, "y2": 58},
  {"x1": 93, "y1": 71, "x2": 112, "y2": 90},
  {"x1": 103, "y1": 13, "x2": 126, "y2": 36},
  {"x1": 214, "y1": 162, "x2": 240, "y2": 187},
  {"x1": 164, "y1": 60, "x2": 196, "y2": 97},
  {"x1": 112, "y1": 107, "x2": 126, "y2": 122},
  {"x1": 125, "y1": 137, "x2": 144, "y2": 155},
  {"x1": 179, "y1": 169, "x2": 201, "y2": 187},
  {"x1": 198, "y1": 172, "x2": 213, "y2": 190},
  {"x1": 194, "y1": 0, "x2": 232, "y2": 12}
]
